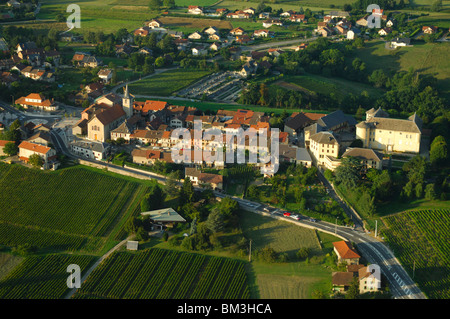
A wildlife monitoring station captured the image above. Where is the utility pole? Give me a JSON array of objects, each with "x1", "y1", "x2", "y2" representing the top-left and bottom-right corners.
[
  {"x1": 375, "y1": 220, "x2": 378, "y2": 238},
  {"x1": 249, "y1": 239, "x2": 252, "y2": 262}
]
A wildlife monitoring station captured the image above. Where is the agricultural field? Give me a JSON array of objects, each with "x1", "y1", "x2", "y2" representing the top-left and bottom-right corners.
[
  {"x1": 0, "y1": 253, "x2": 23, "y2": 280},
  {"x1": 128, "y1": 68, "x2": 212, "y2": 96},
  {"x1": 73, "y1": 248, "x2": 250, "y2": 299},
  {"x1": 382, "y1": 209, "x2": 450, "y2": 299},
  {"x1": 0, "y1": 163, "x2": 146, "y2": 253},
  {"x1": 273, "y1": 74, "x2": 385, "y2": 100},
  {"x1": 0, "y1": 254, "x2": 95, "y2": 299}
]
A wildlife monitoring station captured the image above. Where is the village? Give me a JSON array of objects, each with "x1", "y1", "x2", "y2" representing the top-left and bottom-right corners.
[{"x1": 0, "y1": 0, "x2": 448, "y2": 302}]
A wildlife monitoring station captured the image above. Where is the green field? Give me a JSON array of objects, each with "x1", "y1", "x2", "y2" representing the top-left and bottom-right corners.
[
  {"x1": 354, "y1": 40, "x2": 450, "y2": 100},
  {"x1": 73, "y1": 248, "x2": 250, "y2": 299},
  {"x1": 0, "y1": 253, "x2": 23, "y2": 280},
  {"x1": 275, "y1": 73, "x2": 385, "y2": 100},
  {"x1": 382, "y1": 209, "x2": 450, "y2": 299},
  {"x1": 0, "y1": 163, "x2": 147, "y2": 253},
  {"x1": 128, "y1": 68, "x2": 212, "y2": 96},
  {"x1": 0, "y1": 254, "x2": 95, "y2": 299}
]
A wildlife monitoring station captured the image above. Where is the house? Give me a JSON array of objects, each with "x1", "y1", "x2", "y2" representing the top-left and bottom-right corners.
[
  {"x1": 318, "y1": 27, "x2": 333, "y2": 37},
  {"x1": 185, "y1": 167, "x2": 223, "y2": 190},
  {"x1": 72, "y1": 53, "x2": 102, "y2": 68},
  {"x1": 378, "y1": 27, "x2": 392, "y2": 36},
  {"x1": 253, "y1": 29, "x2": 274, "y2": 38},
  {"x1": 391, "y1": 37, "x2": 410, "y2": 48},
  {"x1": 262, "y1": 19, "x2": 283, "y2": 28},
  {"x1": 347, "y1": 30, "x2": 356, "y2": 40},
  {"x1": 141, "y1": 208, "x2": 186, "y2": 230},
  {"x1": 173, "y1": 39, "x2": 189, "y2": 51},
  {"x1": 284, "y1": 112, "x2": 312, "y2": 137},
  {"x1": 15, "y1": 93, "x2": 58, "y2": 112},
  {"x1": 290, "y1": 14, "x2": 306, "y2": 23},
  {"x1": 110, "y1": 119, "x2": 134, "y2": 141},
  {"x1": 26, "y1": 131, "x2": 52, "y2": 146},
  {"x1": 386, "y1": 19, "x2": 395, "y2": 27},
  {"x1": 268, "y1": 48, "x2": 284, "y2": 57},
  {"x1": 192, "y1": 46, "x2": 207, "y2": 56},
  {"x1": 333, "y1": 241, "x2": 360, "y2": 265},
  {"x1": 332, "y1": 272, "x2": 355, "y2": 293},
  {"x1": 422, "y1": 26, "x2": 438, "y2": 34},
  {"x1": 230, "y1": 27, "x2": 245, "y2": 36},
  {"x1": 209, "y1": 42, "x2": 221, "y2": 51},
  {"x1": 258, "y1": 12, "x2": 270, "y2": 19},
  {"x1": 97, "y1": 69, "x2": 113, "y2": 83},
  {"x1": 134, "y1": 27, "x2": 150, "y2": 37},
  {"x1": 235, "y1": 34, "x2": 251, "y2": 44},
  {"x1": 203, "y1": 26, "x2": 219, "y2": 35},
  {"x1": 145, "y1": 19, "x2": 163, "y2": 29},
  {"x1": 226, "y1": 11, "x2": 251, "y2": 19},
  {"x1": 208, "y1": 33, "x2": 221, "y2": 41},
  {"x1": 356, "y1": 108, "x2": 422, "y2": 153},
  {"x1": 18, "y1": 141, "x2": 58, "y2": 170},
  {"x1": 131, "y1": 148, "x2": 162, "y2": 165},
  {"x1": 188, "y1": 31, "x2": 203, "y2": 40},
  {"x1": 280, "y1": 10, "x2": 295, "y2": 18},
  {"x1": 243, "y1": 8, "x2": 256, "y2": 15},
  {"x1": 70, "y1": 140, "x2": 109, "y2": 160},
  {"x1": 359, "y1": 264, "x2": 381, "y2": 293},
  {"x1": 115, "y1": 43, "x2": 134, "y2": 57},
  {"x1": 309, "y1": 131, "x2": 339, "y2": 167},
  {"x1": 341, "y1": 147, "x2": 383, "y2": 170},
  {"x1": 356, "y1": 15, "x2": 369, "y2": 27},
  {"x1": 188, "y1": 6, "x2": 203, "y2": 15},
  {"x1": 7, "y1": 0, "x2": 22, "y2": 8}
]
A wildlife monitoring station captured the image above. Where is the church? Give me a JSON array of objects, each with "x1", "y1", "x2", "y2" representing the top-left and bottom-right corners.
[{"x1": 81, "y1": 85, "x2": 134, "y2": 142}]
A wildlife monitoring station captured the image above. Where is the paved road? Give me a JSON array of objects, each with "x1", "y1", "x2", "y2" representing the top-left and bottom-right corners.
[{"x1": 242, "y1": 37, "x2": 319, "y2": 52}]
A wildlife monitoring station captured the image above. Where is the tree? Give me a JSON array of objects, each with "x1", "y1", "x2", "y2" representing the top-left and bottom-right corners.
[
  {"x1": 3, "y1": 142, "x2": 18, "y2": 156},
  {"x1": 425, "y1": 183, "x2": 436, "y2": 200},
  {"x1": 430, "y1": 136, "x2": 448, "y2": 166},
  {"x1": 163, "y1": 0, "x2": 175, "y2": 9},
  {"x1": 205, "y1": 209, "x2": 224, "y2": 233},
  {"x1": 165, "y1": 171, "x2": 180, "y2": 197},
  {"x1": 335, "y1": 157, "x2": 363, "y2": 189},
  {"x1": 155, "y1": 56, "x2": 165, "y2": 68},
  {"x1": 346, "y1": 278, "x2": 360, "y2": 299},
  {"x1": 431, "y1": 0, "x2": 443, "y2": 11},
  {"x1": 149, "y1": 0, "x2": 162, "y2": 11},
  {"x1": 180, "y1": 177, "x2": 195, "y2": 205},
  {"x1": 296, "y1": 247, "x2": 311, "y2": 260},
  {"x1": 28, "y1": 154, "x2": 44, "y2": 168}
]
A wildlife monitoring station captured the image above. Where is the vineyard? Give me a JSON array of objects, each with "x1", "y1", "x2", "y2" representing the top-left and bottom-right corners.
[
  {"x1": 382, "y1": 209, "x2": 450, "y2": 299},
  {"x1": 73, "y1": 248, "x2": 250, "y2": 299},
  {"x1": 0, "y1": 254, "x2": 95, "y2": 299},
  {"x1": 0, "y1": 163, "x2": 146, "y2": 253}
]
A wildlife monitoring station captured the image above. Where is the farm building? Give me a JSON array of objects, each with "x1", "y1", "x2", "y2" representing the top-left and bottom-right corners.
[{"x1": 141, "y1": 208, "x2": 186, "y2": 230}]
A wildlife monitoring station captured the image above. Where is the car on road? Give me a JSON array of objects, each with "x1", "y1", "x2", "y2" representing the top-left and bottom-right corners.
[
  {"x1": 309, "y1": 218, "x2": 318, "y2": 222},
  {"x1": 290, "y1": 214, "x2": 301, "y2": 220},
  {"x1": 283, "y1": 212, "x2": 291, "y2": 217}
]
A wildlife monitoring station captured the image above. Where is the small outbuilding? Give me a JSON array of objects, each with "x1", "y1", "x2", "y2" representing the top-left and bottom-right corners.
[{"x1": 141, "y1": 208, "x2": 186, "y2": 230}]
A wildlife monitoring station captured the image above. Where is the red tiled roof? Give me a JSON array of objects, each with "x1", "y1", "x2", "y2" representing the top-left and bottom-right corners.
[
  {"x1": 333, "y1": 241, "x2": 361, "y2": 259},
  {"x1": 18, "y1": 141, "x2": 52, "y2": 154}
]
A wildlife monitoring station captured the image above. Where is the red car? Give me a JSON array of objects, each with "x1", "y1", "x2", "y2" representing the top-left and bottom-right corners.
[{"x1": 283, "y1": 212, "x2": 291, "y2": 217}]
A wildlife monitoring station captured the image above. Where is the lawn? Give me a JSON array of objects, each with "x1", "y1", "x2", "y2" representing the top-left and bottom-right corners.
[
  {"x1": 128, "y1": 68, "x2": 212, "y2": 96},
  {"x1": 354, "y1": 40, "x2": 450, "y2": 100},
  {"x1": 238, "y1": 210, "x2": 341, "y2": 298}
]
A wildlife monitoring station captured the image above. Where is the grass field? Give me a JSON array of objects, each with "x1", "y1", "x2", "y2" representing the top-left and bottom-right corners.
[
  {"x1": 382, "y1": 209, "x2": 450, "y2": 299},
  {"x1": 158, "y1": 16, "x2": 233, "y2": 33},
  {"x1": 128, "y1": 68, "x2": 212, "y2": 96},
  {"x1": 354, "y1": 40, "x2": 450, "y2": 100},
  {"x1": 73, "y1": 248, "x2": 250, "y2": 299},
  {"x1": 0, "y1": 254, "x2": 96, "y2": 299},
  {"x1": 238, "y1": 210, "x2": 340, "y2": 298},
  {"x1": 0, "y1": 163, "x2": 147, "y2": 253}
]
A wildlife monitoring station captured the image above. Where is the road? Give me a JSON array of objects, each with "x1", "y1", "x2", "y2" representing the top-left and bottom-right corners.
[{"x1": 50, "y1": 125, "x2": 426, "y2": 299}]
